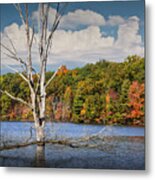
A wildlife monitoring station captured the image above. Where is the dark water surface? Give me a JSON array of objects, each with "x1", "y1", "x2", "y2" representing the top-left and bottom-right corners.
[{"x1": 0, "y1": 122, "x2": 145, "y2": 169}]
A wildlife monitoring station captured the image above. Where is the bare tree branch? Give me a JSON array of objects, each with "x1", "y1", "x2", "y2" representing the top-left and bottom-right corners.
[
  {"x1": 30, "y1": 25, "x2": 35, "y2": 48},
  {"x1": 14, "y1": 4, "x2": 26, "y2": 26},
  {"x1": 25, "y1": 4, "x2": 32, "y2": 72},
  {"x1": 39, "y1": 4, "x2": 45, "y2": 57},
  {"x1": 46, "y1": 3, "x2": 60, "y2": 51},
  {"x1": 5, "y1": 34, "x2": 17, "y2": 54},
  {"x1": 25, "y1": 126, "x2": 34, "y2": 143},
  {"x1": 44, "y1": 3, "x2": 50, "y2": 43},
  {"x1": 4, "y1": 64, "x2": 29, "y2": 83},
  {"x1": 2, "y1": 45, "x2": 37, "y2": 74},
  {"x1": 0, "y1": 42, "x2": 27, "y2": 71},
  {"x1": 45, "y1": 65, "x2": 62, "y2": 89},
  {"x1": 45, "y1": 3, "x2": 68, "y2": 58},
  {"x1": 14, "y1": 4, "x2": 34, "y2": 86},
  {"x1": 1, "y1": 3, "x2": 68, "y2": 143},
  {"x1": 0, "y1": 90, "x2": 32, "y2": 109}
]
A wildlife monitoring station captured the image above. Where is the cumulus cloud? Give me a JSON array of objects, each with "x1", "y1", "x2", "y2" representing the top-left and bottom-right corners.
[
  {"x1": 3, "y1": 23, "x2": 27, "y2": 51},
  {"x1": 106, "y1": 15, "x2": 125, "y2": 26},
  {"x1": 31, "y1": 6, "x2": 57, "y2": 30},
  {"x1": 1, "y1": 23, "x2": 39, "y2": 66},
  {"x1": 59, "y1": 9, "x2": 106, "y2": 29},
  {"x1": 115, "y1": 16, "x2": 143, "y2": 54},
  {"x1": 31, "y1": 7, "x2": 106, "y2": 30},
  {"x1": 1, "y1": 11, "x2": 144, "y2": 72},
  {"x1": 52, "y1": 26, "x2": 114, "y2": 54}
]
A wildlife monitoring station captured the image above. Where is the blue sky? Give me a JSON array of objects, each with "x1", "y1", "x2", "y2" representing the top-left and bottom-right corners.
[
  {"x1": 0, "y1": 1, "x2": 145, "y2": 38},
  {"x1": 0, "y1": 0, "x2": 145, "y2": 73}
]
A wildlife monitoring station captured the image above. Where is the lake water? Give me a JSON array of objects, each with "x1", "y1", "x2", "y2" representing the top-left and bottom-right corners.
[{"x1": 0, "y1": 122, "x2": 145, "y2": 169}]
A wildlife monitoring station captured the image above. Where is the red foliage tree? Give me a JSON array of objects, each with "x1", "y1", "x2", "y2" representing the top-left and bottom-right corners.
[
  {"x1": 57, "y1": 65, "x2": 68, "y2": 76},
  {"x1": 127, "y1": 81, "x2": 144, "y2": 125},
  {"x1": 55, "y1": 102, "x2": 63, "y2": 121}
]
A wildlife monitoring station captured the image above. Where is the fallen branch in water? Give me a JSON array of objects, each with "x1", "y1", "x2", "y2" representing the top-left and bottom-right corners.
[
  {"x1": 0, "y1": 135, "x2": 103, "y2": 150},
  {"x1": 0, "y1": 136, "x2": 144, "y2": 151}
]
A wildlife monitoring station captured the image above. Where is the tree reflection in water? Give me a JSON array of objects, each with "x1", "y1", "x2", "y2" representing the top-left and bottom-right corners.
[{"x1": 35, "y1": 145, "x2": 45, "y2": 167}]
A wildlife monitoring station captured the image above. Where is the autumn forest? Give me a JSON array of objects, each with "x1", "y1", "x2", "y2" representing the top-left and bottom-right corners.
[{"x1": 0, "y1": 55, "x2": 144, "y2": 126}]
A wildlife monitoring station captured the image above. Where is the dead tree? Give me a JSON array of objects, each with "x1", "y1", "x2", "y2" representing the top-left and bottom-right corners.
[{"x1": 0, "y1": 3, "x2": 67, "y2": 145}]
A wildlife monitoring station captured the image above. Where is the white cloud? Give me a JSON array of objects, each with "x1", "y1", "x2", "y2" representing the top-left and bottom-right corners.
[
  {"x1": 107, "y1": 15, "x2": 125, "y2": 26},
  {"x1": 1, "y1": 13, "x2": 144, "y2": 72},
  {"x1": 31, "y1": 8, "x2": 106, "y2": 30},
  {"x1": 115, "y1": 16, "x2": 143, "y2": 54},
  {"x1": 52, "y1": 26, "x2": 114, "y2": 54},
  {"x1": 1, "y1": 23, "x2": 39, "y2": 66},
  {"x1": 59, "y1": 9, "x2": 106, "y2": 29},
  {"x1": 31, "y1": 6, "x2": 57, "y2": 30},
  {"x1": 3, "y1": 23, "x2": 27, "y2": 51}
]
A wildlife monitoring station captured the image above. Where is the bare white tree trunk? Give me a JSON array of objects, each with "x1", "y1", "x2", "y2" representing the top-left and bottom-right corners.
[
  {"x1": 0, "y1": 3, "x2": 67, "y2": 146},
  {"x1": 35, "y1": 124, "x2": 45, "y2": 143},
  {"x1": 38, "y1": 65, "x2": 46, "y2": 143},
  {"x1": 31, "y1": 90, "x2": 45, "y2": 143}
]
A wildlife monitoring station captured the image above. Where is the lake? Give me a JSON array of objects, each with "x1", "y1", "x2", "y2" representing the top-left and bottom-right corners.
[{"x1": 0, "y1": 122, "x2": 145, "y2": 169}]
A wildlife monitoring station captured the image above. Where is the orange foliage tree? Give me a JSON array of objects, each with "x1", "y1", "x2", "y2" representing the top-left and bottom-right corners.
[{"x1": 127, "y1": 81, "x2": 144, "y2": 125}]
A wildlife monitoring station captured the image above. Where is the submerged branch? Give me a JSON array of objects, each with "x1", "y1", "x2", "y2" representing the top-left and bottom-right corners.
[
  {"x1": 0, "y1": 136, "x2": 144, "y2": 151},
  {"x1": 25, "y1": 126, "x2": 34, "y2": 143}
]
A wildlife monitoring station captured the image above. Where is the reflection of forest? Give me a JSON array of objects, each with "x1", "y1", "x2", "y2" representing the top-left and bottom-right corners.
[{"x1": 0, "y1": 55, "x2": 144, "y2": 126}]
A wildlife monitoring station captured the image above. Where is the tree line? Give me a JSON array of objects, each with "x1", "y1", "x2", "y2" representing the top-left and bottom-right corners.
[{"x1": 0, "y1": 55, "x2": 144, "y2": 126}]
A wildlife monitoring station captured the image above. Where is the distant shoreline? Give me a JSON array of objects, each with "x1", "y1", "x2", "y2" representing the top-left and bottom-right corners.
[{"x1": 0, "y1": 120, "x2": 145, "y2": 127}]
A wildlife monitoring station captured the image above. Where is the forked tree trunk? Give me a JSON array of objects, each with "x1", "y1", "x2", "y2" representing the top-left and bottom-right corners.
[{"x1": 0, "y1": 3, "x2": 67, "y2": 146}]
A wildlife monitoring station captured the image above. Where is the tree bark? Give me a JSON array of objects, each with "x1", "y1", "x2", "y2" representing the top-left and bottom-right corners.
[
  {"x1": 35, "y1": 123, "x2": 45, "y2": 145},
  {"x1": 31, "y1": 90, "x2": 45, "y2": 145}
]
